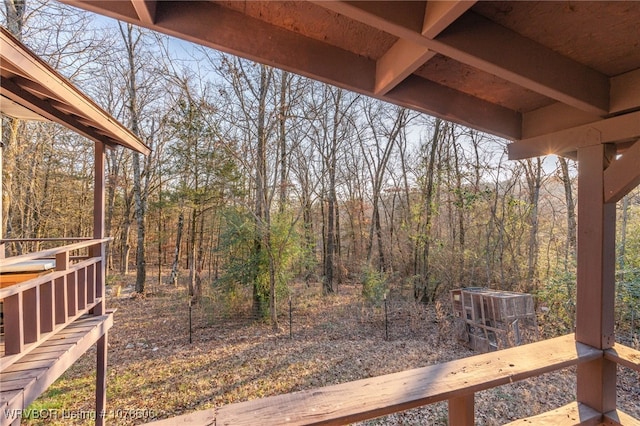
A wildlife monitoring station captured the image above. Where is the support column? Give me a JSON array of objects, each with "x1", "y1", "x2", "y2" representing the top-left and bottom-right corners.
[
  {"x1": 93, "y1": 141, "x2": 106, "y2": 314},
  {"x1": 449, "y1": 394, "x2": 474, "y2": 425},
  {"x1": 1, "y1": 140, "x2": 5, "y2": 258},
  {"x1": 575, "y1": 143, "x2": 617, "y2": 413},
  {"x1": 96, "y1": 334, "x2": 108, "y2": 426},
  {"x1": 94, "y1": 141, "x2": 108, "y2": 425}
]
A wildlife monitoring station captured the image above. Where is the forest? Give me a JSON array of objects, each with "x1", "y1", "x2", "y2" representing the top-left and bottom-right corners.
[{"x1": 2, "y1": 0, "x2": 639, "y2": 340}]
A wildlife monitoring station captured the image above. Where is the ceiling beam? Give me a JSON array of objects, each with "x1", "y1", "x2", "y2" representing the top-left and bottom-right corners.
[
  {"x1": 386, "y1": 75, "x2": 521, "y2": 139},
  {"x1": 4, "y1": 73, "x2": 60, "y2": 102},
  {"x1": 610, "y1": 69, "x2": 640, "y2": 114},
  {"x1": 375, "y1": 39, "x2": 433, "y2": 96},
  {"x1": 604, "y1": 139, "x2": 640, "y2": 204},
  {"x1": 508, "y1": 111, "x2": 640, "y2": 160},
  {"x1": 434, "y1": 12, "x2": 609, "y2": 115},
  {"x1": 64, "y1": 0, "x2": 522, "y2": 139},
  {"x1": 1, "y1": 60, "x2": 32, "y2": 81},
  {"x1": 67, "y1": 0, "x2": 375, "y2": 93},
  {"x1": 314, "y1": 1, "x2": 419, "y2": 38},
  {"x1": 317, "y1": 2, "x2": 609, "y2": 115},
  {"x1": 0, "y1": 95, "x2": 47, "y2": 121},
  {"x1": 62, "y1": 0, "x2": 140, "y2": 23},
  {"x1": 1, "y1": 78, "x2": 119, "y2": 149},
  {"x1": 422, "y1": 1, "x2": 477, "y2": 38},
  {"x1": 150, "y1": 1, "x2": 378, "y2": 93},
  {"x1": 131, "y1": 0, "x2": 156, "y2": 25},
  {"x1": 375, "y1": 1, "x2": 474, "y2": 95},
  {"x1": 1, "y1": 28, "x2": 149, "y2": 154},
  {"x1": 522, "y1": 103, "x2": 602, "y2": 140}
]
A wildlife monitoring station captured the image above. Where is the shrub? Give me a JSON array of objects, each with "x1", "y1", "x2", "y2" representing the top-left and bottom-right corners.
[{"x1": 361, "y1": 264, "x2": 387, "y2": 307}]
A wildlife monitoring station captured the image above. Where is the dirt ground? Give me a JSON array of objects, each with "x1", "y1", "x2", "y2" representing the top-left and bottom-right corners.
[{"x1": 26, "y1": 277, "x2": 640, "y2": 425}]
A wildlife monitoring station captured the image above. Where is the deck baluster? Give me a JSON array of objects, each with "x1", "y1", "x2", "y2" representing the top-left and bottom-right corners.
[{"x1": 3, "y1": 293, "x2": 23, "y2": 355}]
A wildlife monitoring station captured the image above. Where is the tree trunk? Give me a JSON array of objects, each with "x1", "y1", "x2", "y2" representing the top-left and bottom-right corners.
[
  {"x1": 252, "y1": 64, "x2": 271, "y2": 319},
  {"x1": 188, "y1": 207, "x2": 197, "y2": 298},
  {"x1": 452, "y1": 139, "x2": 465, "y2": 280},
  {"x1": 120, "y1": 22, "x2": 147, "y2": 293},
  {"x1": 105, "y1": 149, "x2": 121, "y2": 271},
  {"x1": 169, "y1": 211, "x2": 184, "y2": 286},
  {"x1": 558, "y1": 156, "x2": 576, "y2": 270},
  {"x1": 1, "y1": 1, "x2": 24, "y2": 257},
  {"x1": 415, "y1": 119, "x2": 441, "y2": 303},
  {"x1": 618, "y1": 194, "x2": 629, "y2": 281},
  {"x1": 133, "y1": 153, "x2": 146, "y2": 293},
  {"x1": 195, "y1": 205, "x2": 207, "y2": 301},
  {"x1": 157, "y1": 176, "x2": 163, "y2": 288},
  {"x1": 325, "y1": 190, "x2": 336, "y2": 294},
  {"x1": 363, "y1": 106, "x2": 406, "y2": 272},
  {"x1": 524, "y1": 158, "x2": 542, "y2": 293},
  {"x1": 278, "y1": 71, "x2": 289, "y2": 213},
  {"x1": 121, "y1": 204, "x2": 131, "y2": 275},
  {"x1": 4, "y1": 0, "x2": 25, "y2": 39}
]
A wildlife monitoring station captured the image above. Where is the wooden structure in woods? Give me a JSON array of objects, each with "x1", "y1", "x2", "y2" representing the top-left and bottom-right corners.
[
  {"x1": 451, "y1": 288, "x2": 538, "y2": 352},
  {"x1": 0, "y1": 27, "x2": 149, "y2": 426},
  {"x1": 10, "y1": 1, "x2": 640, "y2": 424}
]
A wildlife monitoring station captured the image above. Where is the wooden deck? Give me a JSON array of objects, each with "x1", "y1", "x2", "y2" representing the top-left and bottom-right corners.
[
  {"x1": 0, "y1": 239, "x2": 108, "y2": 368},
  {"x1": 0, "y1": 312, "x2": 113, "y2": 426},
  {"x1": 504, "y1": 402, "x2": 602, "y2": 426},
  {"x1": 147, "y1": 334, "x2": 624, "y2": 426},
  {"x1": 0, "y1": 239, "x2": 113, "y2": 426}
]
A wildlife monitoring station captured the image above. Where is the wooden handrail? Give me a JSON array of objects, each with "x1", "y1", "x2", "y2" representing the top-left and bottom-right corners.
[
  {"x1": 0, "y1": 257, "x2": 99, "y2": 299},
  {"x1": 0, "y1": 296, "x2": 103, "y2": 371},
  {"x1": 604, "y1": 344, "x2": 640, "y2": 373},
  {"x1": 0, "y1": 238, "x2": 111, "y2": 269},
  {"x1": 148, "y1": 334, "x2": 602, "y2": 426},
  {"x1": 144, "y1": 340, "x2": 640, "y2": 426},
  {"x1": 0, "y1": 237, "x2": 94, "y2": 243},
  {"x1": 1, "y1": 239, "x2": 108, "y2": 369}
]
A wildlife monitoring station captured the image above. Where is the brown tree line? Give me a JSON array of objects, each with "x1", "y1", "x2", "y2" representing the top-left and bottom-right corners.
[{"x1": 3, "y1": 1, "x2": 639, "y2": 334}]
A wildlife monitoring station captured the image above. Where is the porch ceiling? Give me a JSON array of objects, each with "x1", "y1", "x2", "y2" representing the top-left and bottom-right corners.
[
  {"x1": 0, "y1": 27, "x2": 150, "y2": 155},
  {"x1": 60, "y1": 0, "x2": 640, "y2": 154}
]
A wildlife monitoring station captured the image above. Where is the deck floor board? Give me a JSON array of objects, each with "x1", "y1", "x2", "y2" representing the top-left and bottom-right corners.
[
  {"x1": 15, "y1": 348, "x2": 70, "y2": 363},
  {"x1": 0, "y1": 313, "x2": 113, "y2": 426},
  {"x1": 0, "y1": 368, "x2": 47, "y2": 383},
  {"x1": 504, "y1": 402, "x2": 601, "y2": 425}
]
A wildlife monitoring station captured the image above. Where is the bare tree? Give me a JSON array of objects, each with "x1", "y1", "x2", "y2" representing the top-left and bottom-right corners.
[
  {"x1": 523, "y1": 157, "x2": 543, "y2": 293},
  {"x1": 558, "y1": 156, "x2": 577, "y2": 270},
  {"x1": 360, "y1": 102, "x2": 409, "y2": 272},
  {"x1": 307, "y1": 84, "x2": 358, "y2": 293},
  {"x1": 414, "y1": 118, "x2": 445, "y2": 303},
  {"x1": 119, "y1": 22, "x2": 149, "y2": 293}
]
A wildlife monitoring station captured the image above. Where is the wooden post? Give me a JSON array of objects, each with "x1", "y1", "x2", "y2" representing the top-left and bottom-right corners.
[
  {"x1": 87, "y1": 263, "x2": 96, "y2": 304},
  {"x1": 0, "y1": 139, "x2": 4, "y2": 259},
  {"x1": 94, "y1": 141, "x2": 108, "y2": 426},
  {"x1": 78, "y1": 267, "x2": 87, "y2": 310},
  {"x1": 67, "y1": 271, "x2": 77, "y2": 317},
  {"x1": 449, "y1": 394, "x2": 474, "y2": 425},
  {"x1": 23, "y1": 286, "x2": 40, "y2": 343},
  {"x1": 55, "y1": 251, "x2": 69, "y2": 325},
  {"x1": 96, "y1": 333, "x2": 108, "y2": 426},
  {"x1": 575, "y1": 143, "x2": 617, "y2": 413},
  {"x1": 40, "y1": 281, "x2": 54, "y2": 333},
  {"x1": 93, "y1": 142, "x2": 106, "y2": 316},
  {"x1": 4, "y1": 292, "x2": 24, "y2": 355}
]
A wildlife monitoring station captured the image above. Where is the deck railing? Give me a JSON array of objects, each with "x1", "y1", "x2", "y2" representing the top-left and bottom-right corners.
[
  {"x1": 0, "y1": 238, "x2": 110, "y2": 371},
  {"x1": 148, "y1": 335, "x2": 640, "y2": 426}
]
